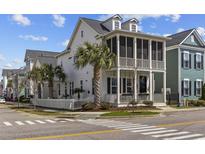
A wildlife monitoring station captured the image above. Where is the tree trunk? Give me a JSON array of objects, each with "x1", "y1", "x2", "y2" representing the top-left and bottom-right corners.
[{"x1": 94, "y1": 66, "x2": 101, "y2": 107}]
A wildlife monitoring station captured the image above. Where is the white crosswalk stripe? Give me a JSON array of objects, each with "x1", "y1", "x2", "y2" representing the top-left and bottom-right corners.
[
  {"x1": 116, "y1": 125, "x2": 148, "y2": 129},
  {"x1": 45, "y1": 120, "x2": 56, "y2": 123},
  {"x1": 153, "y1": 131, "x2": 190, "y2": 138},
  {"x1": 35, "y1": 120, "x2": 46, "y2": 124},
  {"x1": 108, "y1": 124, "x2": 141, "y2": 128},
  {"x1": 164, "y1": 134, "x2": 204, "y2": 140},
  {"x1": 3, "y1": 122, "x2": 12, "y2": 126},
  {"x1": 123, "y1": 126, "x2": 156, "y2": 131},
  {"x1": 142, "y1": 129, "x2": 178, "y2": 135},
  {"x1": 15, "y1": 121, "x2": 25, "y2": 126},
  {"x1": 25, "y1": 121, "x2": 35, "y2": 125},
  {"x1": 132, "y1": 127, "x2": 166, "y2": 133}
]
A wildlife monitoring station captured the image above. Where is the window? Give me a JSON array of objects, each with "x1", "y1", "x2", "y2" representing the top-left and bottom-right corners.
[
  {"x1": 81, "y1": 31, "x2": 84, "y2": 38},
  {"x1": 58, "y1": 84, "x2": 61, "y2": 96},
  {"x1": 92, "y1": 78, "x2": 94, "y2": 95},
  {"x1": 69, "y1": 82, "x2": 74, "y2": 96},
  {"x1": 182, "y1": 51, "x2": 190, "y2": 68},
  {"x1": 126, "y1": 78, "x2": 133, "y2": 93},
  {"x1": 112, "y1": 37, "x2": 117, "y2": 54},
  {"x1": 131, "y1": 24, "x2": 136, "y2": 32},
  {"x1": 152, "y1": 41, "x2": 157, "y2": 60},
  {"x1": 61, "y1": 61, "x2": 63, "y2": 67},
  {"x1": 195, "y1": 80, "x2": 203, "y2": 96},
  {"x1": 106, "y1": 39, "x2": 111, "y2": 52},
  {"x1": 114, "y1": 21, "x2": 120, "y2": 30},
  {"x1": 80, "y1": 80, "x2": 83, "y2": 91},
  {"x1": 137, "y1": 39, "x2": 142, "y2": 59},
  {"x1": 65, "y1": 82, "x2": 67, "y2": 97},
  {"x1": 157, "y1": 42, "x2": 163, "y2": 61},
  {"x1": 195, "y1": 53, "x2": 203, "y2": 69},
  {"x1": 127, "y1": 37, "x2": 133, "y2": 58},
  {"x1": 143, "y1": 40, "x2": 149, "y2": 59},
  {"x1": 182, "y1": 79, "x2": 191, "y2": 96},
  {"x1": 107, "y1": 77, "x2": 117, "y2": 94},
  {"x1": 191, "y1": 35, "x2": 195, "y2": 43},
  {"x1": 120, "y1": 36, "x2": 126, "y2": 57}
]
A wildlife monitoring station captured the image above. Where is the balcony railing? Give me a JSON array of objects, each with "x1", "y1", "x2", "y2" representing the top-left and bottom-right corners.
[
  {"x1": 136, "y1": 59, "x2": 150, "y2": 69},
  {"x1": 119, "y1": 57, "x2": 135, "y2": 68},
  {"x1": 152, "y1": 60, "x2": 164, "y2": 70}
]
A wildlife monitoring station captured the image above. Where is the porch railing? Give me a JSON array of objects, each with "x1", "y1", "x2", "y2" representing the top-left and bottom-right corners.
[
  {"x1": 152, "y1": 60, "x2": 164, "y2": 70},
  {"x1": 119, "y1": 57, "x2": 135, "y2": 68},
  {"x1": 136, "y1": 59, "x2": 150, "y2": 69}
]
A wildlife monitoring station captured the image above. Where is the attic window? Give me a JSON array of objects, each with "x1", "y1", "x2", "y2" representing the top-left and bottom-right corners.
[
  {"x1": 191, "y1": 35, "x2": 195, "y2": 43},
  {"x1": 81, "y1": 30, "x2": 84, "y2": 38},
  {"x1": 131, "y1": 24, "x2": 136, "y2": 32},
  {"x1": 114, "y1": 21, "x2": 120, "y2": 30}
]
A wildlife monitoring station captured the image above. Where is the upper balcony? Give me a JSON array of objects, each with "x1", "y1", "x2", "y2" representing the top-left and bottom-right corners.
[{"x1": 107, "y1": 35, "x2": 166, "y2": 71}]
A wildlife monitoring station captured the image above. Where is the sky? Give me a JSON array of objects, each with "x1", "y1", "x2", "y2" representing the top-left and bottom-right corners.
[{"x1": 0, "y1": 14, "x2": 205, "y2": 79}]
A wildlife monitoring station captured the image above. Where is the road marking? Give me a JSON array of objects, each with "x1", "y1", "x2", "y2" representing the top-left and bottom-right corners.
[
  {"x1": 153, "y1": 131, "x2": 189, "y2": 138},
  {"x1": 157, "y1": 120, "x2": 205, "y2": 128},
  {"x1": 35, "y1": 120, "x2": 46, "y2": 124},
  {"x1": 122, "y1": 126, "x2": 156, "y2": 131},
  {"x1": 25, "y1": 121, "x2": 35, "y2": 125},
  {"x1": 3, "y1": 122, "x2": 12, "y2": 126},
  {"x1": 164, "y1": 134, "x2": 204, "y2": 140},
  {"x1": 15, "y1": 121, "x2": 25, "y2": 126},
  {"x1": 142, "y1": 129, "x2": 178, "y2": 135},
  {"x1": 45, "y1": 120, "x2": 56, "y2": 123},
  {"x1": 17, "y1": 129, "x2": 121, "y2": 140},
  {"x1": 132, "y1": 128, "x2": 166, "y2": 133},
  {"x1": 116, "y1": 125, "x2": 147, "y2": 129}
]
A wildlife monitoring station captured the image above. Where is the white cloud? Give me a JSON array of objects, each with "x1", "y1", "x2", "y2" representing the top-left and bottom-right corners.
[
  {"x1": 197, "y1": 27, "x2": 205, "y2": 37},
  {"x1": 177, "y1": 28, "x2": 185, "y2": 33},
  {"x1": 98, "y1": 14, "x2": 181, "y2": 23},
  {"x1": 52, "y1": 15, "x2": 66, "y2": 27},
  {"x1": 4, "y1": 63, "x2": 13, "y2": 68},
  {"x1": 11, "y1": 14, "x2": 31, "y2": 26},
  {"x1": 61, "y1": 39, "x2": 69, "y2": 47},
  {"x1": 12, "y1": 59, "x2": 21, "y2": 65},
  {"x1": 0, "y1": 54, "x2": 6, "y2": 61},
  {"x1": 19, "y1": 35, "x2": 48, "y2": 42},
  {"x1": 150, "y1": 23, "x2": 157, "y2": 29}
]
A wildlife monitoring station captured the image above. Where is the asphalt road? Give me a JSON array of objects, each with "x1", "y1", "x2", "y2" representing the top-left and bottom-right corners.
[{"x1": 1, "y1": 103, "x2": 205, "y2": 140}]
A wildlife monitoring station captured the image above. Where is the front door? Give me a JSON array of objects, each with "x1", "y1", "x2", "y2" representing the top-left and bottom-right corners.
[{"x1": 139, "y1": 75, "x2": 147, "y2": 93}]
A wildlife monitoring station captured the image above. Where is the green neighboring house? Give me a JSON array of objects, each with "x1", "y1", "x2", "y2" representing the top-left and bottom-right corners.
[{"x1": 166, "y1": 28, "x2": 205, "y2": 103}]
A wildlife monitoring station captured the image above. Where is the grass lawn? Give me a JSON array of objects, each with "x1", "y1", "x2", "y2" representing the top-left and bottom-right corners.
[{"x1": 101, "y1": 111, "x2": 160, "y2": 117}]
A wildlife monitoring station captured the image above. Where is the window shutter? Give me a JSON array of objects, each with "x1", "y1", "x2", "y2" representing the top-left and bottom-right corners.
[
  {"x1": 107, "y1": 78, "x2": 110, "y2": 94},
  {"x1": 201, "y1": 55, "x2": 204, "y2": 69},
  {"x1": 194, "y1": 54, "x2": 196, "y2": 69},
  {"x1": 181, "y1": 53, "x2": 184, "y2": 68},
  {"x1": 181, "y1": 80, "x2": 184, "y2": 96},
  {"x1": 194, "y1": 81, "x2": 196, "y2": 96},
  {"x1": 189, "y1": 81, "x2": 191, "y2": 96},
  {"x1": 189, "y1": 54, "x2": 191, "y2": 69}
]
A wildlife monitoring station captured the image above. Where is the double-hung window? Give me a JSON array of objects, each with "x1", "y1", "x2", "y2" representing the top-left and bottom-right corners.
[
  {"x1": 107, "y1": 77, "x2": 117, "y2": 94},
  {"x1": 114, "y1": 21, "x2": 120, "y2": 30},
  {"x1": 195, "y1": 79, "x2": 203, "y2": 96},
  {"x1": 182, "y1": 51, "x2": 190, "y2": 68},
  {"x1": 195, "y1": 53, "x2": 203, "y2": 69},
  {"x1": 131, "y1": 24, "x2": 136, "y2": 32},
  {"x1": 182, "y1": 79, "x2": 191, "y2": 96}
]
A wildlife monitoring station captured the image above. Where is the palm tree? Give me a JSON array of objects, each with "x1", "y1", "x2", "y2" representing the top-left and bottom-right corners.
[
  {"x1": 40, "y1": 64, "x2": 55, "y2": 98},
  {"x1": 75, "y1": 42, "x2": 116, "y2": 107},
  {"x1": 55, "y1": 66, "x2": 66, "y2": 82}
]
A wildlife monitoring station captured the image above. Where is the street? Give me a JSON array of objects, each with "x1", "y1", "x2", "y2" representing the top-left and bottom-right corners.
[{"x1": 1, "y1": 104, "x2": 205, "y2": 140}]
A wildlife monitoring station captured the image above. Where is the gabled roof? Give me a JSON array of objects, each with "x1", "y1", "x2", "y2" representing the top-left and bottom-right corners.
[
  {"x1": 81, "y1": 17, "x2": 110, "y2": 34},
  {"x1": 166, "y1": 28, "x2": 195, "y2": 47},
  {"x1": 2, "y1": 68, "x2": 25, "y2": 77},
  {"x1": 24, "y1": 49, "x2": 60, "y2": 62},
  {"x1": 34, "y1": 56, "x2": 57, "y2": 67}
]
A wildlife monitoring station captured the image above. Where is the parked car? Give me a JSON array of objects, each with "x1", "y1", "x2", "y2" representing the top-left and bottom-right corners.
[{"x1": 0, "y1": 96, "x2": 6, "y2": 103}]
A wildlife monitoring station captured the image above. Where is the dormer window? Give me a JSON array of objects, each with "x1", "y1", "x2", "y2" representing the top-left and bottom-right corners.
[
  {"x1": 114, "y1": 21, "x2": 120, "y2": 30},
  {"x1": 131, "y1": 24, "x2": 136, "y2": 32}
]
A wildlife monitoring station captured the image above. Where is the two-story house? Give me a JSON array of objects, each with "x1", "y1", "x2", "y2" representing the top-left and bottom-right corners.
[
  {"x1": 57, "y1": 14, "x2": 169, "y2": 106},
  {"x1": 166, "y1": 29, "x2": 205, "y2": 103}
]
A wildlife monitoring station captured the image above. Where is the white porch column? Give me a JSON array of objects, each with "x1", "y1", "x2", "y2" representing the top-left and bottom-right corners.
[
  {"x1": 117, "y1": 69, "x2": 120, "y2": 104},
  {"x1": 134, "y1": 37, "x2": 137, "y2": 68},
  {"x1": 163, "y1": 71, "x2": 166, "y2": 103},
  {"x1": 134, "y1": 70, "x2": 137, "y2": 101},
  {"x1": 149, "y1": 39, "x2": 152, "y2": 69},
  {"x1": 116, "y1": 34, "x2": 120, "y2": 105},
  {"x1": 149, "y1": 71, "x2": 153, "y2": 101}
]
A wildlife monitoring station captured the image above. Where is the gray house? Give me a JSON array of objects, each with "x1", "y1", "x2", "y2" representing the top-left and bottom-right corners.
[{"x1": 166, "y1": 29, "x2": 205, "y2": 102}]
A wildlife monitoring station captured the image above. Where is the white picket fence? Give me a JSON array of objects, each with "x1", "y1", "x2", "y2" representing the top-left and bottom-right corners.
[{"x1": 31, "y1": 99, "x2": 82, "y2": 110}]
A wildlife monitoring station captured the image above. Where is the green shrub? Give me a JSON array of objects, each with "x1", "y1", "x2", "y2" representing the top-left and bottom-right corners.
[
  {"x1": 188, "y1": 100, "x2": 198, "y2": 107},
  {"x1": 143, "y1": 100, "x2": 154, "y2": 107},
  {"x1": 81, "y1": 102, "x2": 96, "y2": 111},
  {"x1": 201, "y1": 84, "x2": 205, "y2": 100},
  {"x1": 127, "y1": 100, "x2": 138, "y2": 107},
  {"x1": 100, "y1": 102, "x2": 111, "y2": 110},
  {"x1": 197, "y1": 100, "x2": 205, "y2": 107}
]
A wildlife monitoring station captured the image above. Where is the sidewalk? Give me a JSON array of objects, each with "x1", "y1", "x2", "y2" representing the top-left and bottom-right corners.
[{"x1": 157, "y1": 106, "x2": 205, "y2": 113}]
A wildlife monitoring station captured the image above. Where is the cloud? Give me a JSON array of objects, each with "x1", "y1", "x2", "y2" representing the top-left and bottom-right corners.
[
  {"x1": 19, "y1": 35, "x2": 48, "y2": 42},
  {"x1": 4, "y1": 63, "x2": 13, "y2": 68},
  {"x1": 61, "y1": 39, "x2": 69, "y2": 47},
  {"x1": 11, "y1": 14, "x2": 31, "y2": 26},
  {"x1": 177, "y1": 28, "x2": 185, "y2": 33},
  {"x1": 0, "y1": 54, "x2": 6, "y2": 61},
  {"x1": 163, "y1": 34, "x2": 171, "y2": 37},
  {"x1": 197, "y1": 27, "x2": 205, "y2": 37},
  {"x1": 52, "y1": 15, "x2": 66, "y2": 27},
  {"x1": 12, "y1": 59, "x2": 21, "y2": 65},
  {"x1": 150, "y1": 23, "x2": 157, "y2": 29},
  {"x1": 98, "y1": 14, "x2": 181, "y2": 23}
]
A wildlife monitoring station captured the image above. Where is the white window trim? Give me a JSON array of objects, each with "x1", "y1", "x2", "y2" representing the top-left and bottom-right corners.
[
  {"x1": 183, "y1": 79, "x2": 190, "y2": 96},
  {"x1": 112, "y1": 20, "x2": 121, "y2": 30},
  {"x1": 196, "y1": 79, "x2": 202, "y2": 96},
  {"x1": 130, "y1": 24, "x2": 137, "y2": 32},
  {"x1": 196, "y1": 53, "x2": 202, "y2": 62}
]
